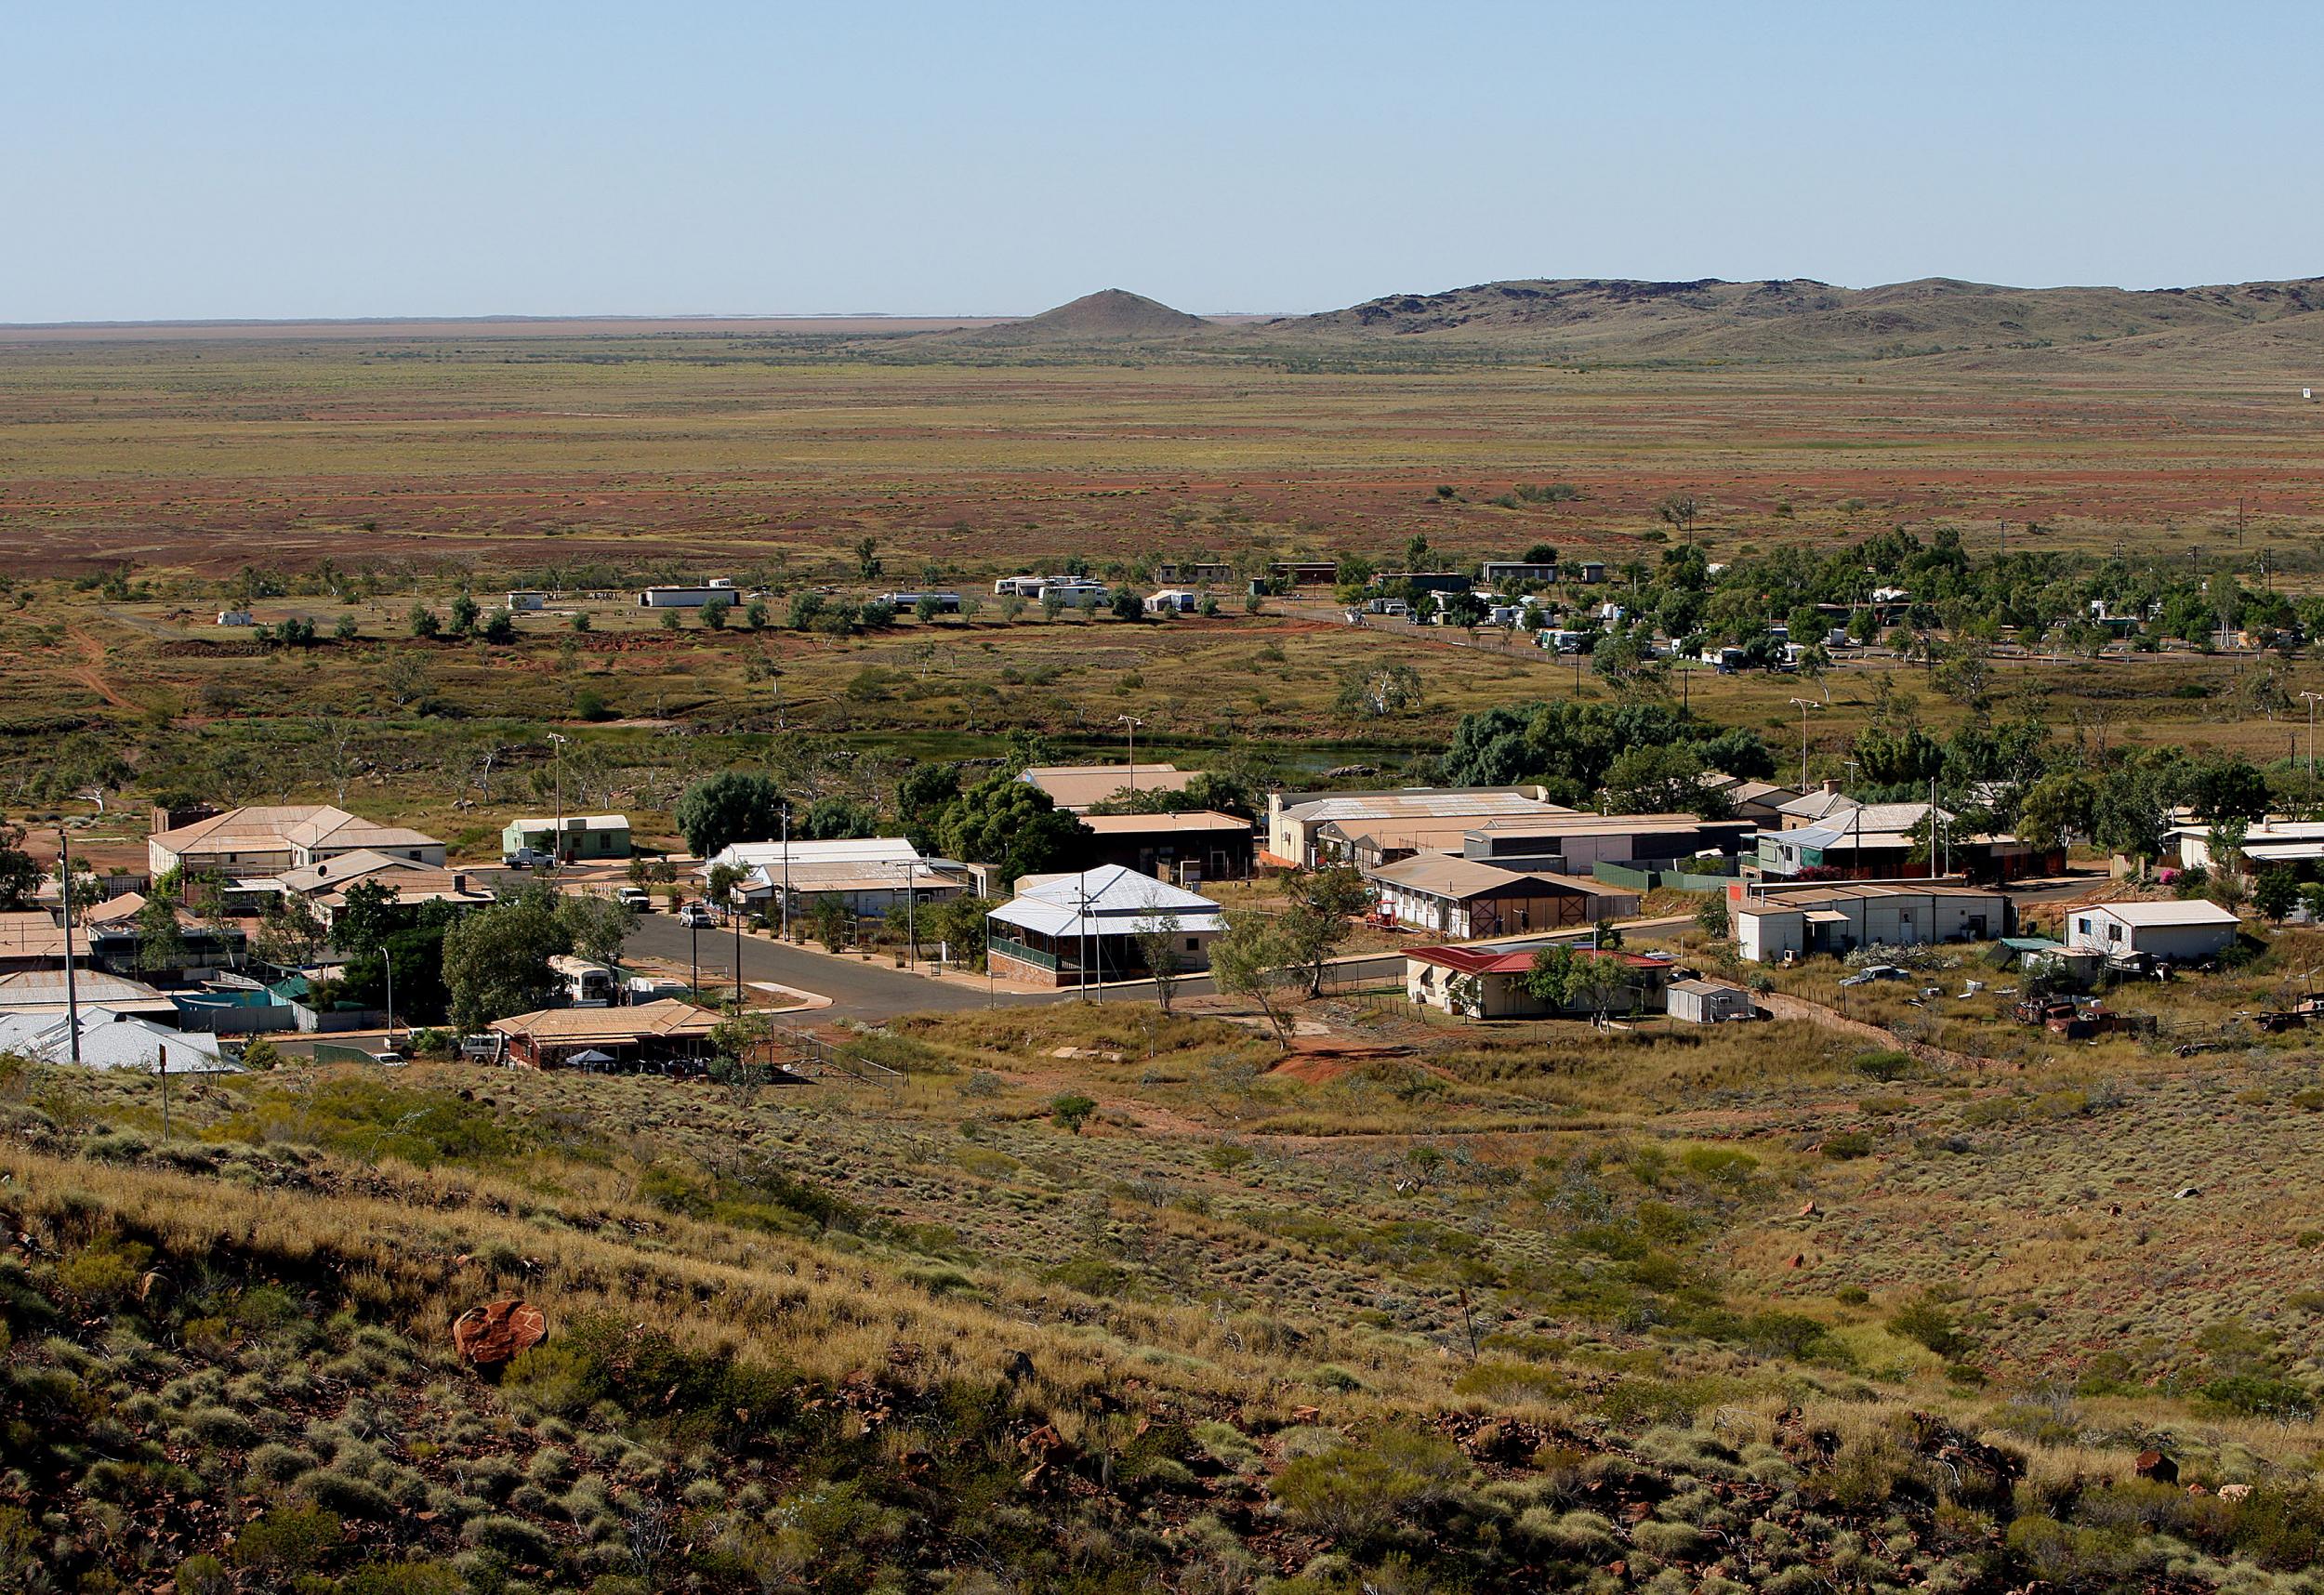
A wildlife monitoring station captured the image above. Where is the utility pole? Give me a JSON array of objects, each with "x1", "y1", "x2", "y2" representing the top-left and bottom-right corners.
[
  {"x1": 157, "y1": 1044, "x2": 170, "y2": 1141},
  {"x1": 58, "y1": 824, "x2": 81, "y2": 1065},
  {"x1": 733, "y1": 875, "x2": 745, "y2": 1008},
  {"x1": 779, "y1": 807, "x2": 792, "y2": 941},
  {"x1": 382, "y1": 945, "x2": 396, "y2": 1047},
  {"x1": 2304, "y1": 691, "x2": 2323, "y2": 783},
  {"x1": 904, "y1": 859, "x2": 918, "y2": 969}
]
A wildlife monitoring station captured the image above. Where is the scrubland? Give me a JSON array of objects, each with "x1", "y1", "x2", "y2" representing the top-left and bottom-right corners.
[{"x1": 5, "y1": 985, "x2": 2321, "y2": 1592}]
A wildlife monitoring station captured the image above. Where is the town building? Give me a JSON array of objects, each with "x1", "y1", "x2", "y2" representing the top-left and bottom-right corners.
[
  {"x1": 0, "y1": 969, "x2": 178, "y2": 1022},
  {"x1": 1265, "y1": 787, "x2": 1562, "y2": 870},
  {"x1": 506, "y1": 590, "x2": 548, "y2": 611},
  {"x1": 0, "y1": 1010, "x2": 231, "y2": 1073},
  {"x1": 705, "y1": 837, "x2": 963, "y2": 920},
  {"x1": 1755, "y1": 802, "x2": 1950, "y2": 880},
  {"x1": 1667, "y1": 978, "x2": 1757, "y2": 1024},
  {"x1": 0, "y1": 911, "x2": 74, "y2": 974},
  {"x1": 1020, "y1": 763, "x2": 1195, "y2": 813},
  {"x1": 1364, "y1": 854, "x2": 1638, "y2": 938},
  {"x1": 2064, "y1": 900, "x2": 2241, "y2": 964},
  {"x1": 637, "y1": 581, "x2": 736, "y2": 608},
  {"x1": 1155, "y1": 560, "x2": 1234, "y2": 585},
  {"x1": 2168, "y1": 820, "x2": 2324, "y2": 876},
  {"x1": 502, "y1": 813, "x2": 632, "y2": 863},
  {"x1": 1268, "y1": 560, "x2": 1339, "y2": 587},
  {"x1": 1731, "y1": 882, "x2": 2008, "y2": 964},
  {"x1": 79, "y1": 893, "x2": 249, "y2": 979},
  {"x1": 1701, "y1": 773, "x2": 1802, "y2": 824},
  {"x1": 1477, "y1": 560, "x2": 1564, "y2": 587},
  {"x1": 1404, "y1": 942, "x2": 1673, "y2": 1020},
  {"x1": 148, "y1": 805, "x2": 445, "y2": 877},
  {"x1": 489, "y1": 998, "x2": 722, "y2": 1071},
  {"x1": 1076, "y1": 811, "x2": 1254, "y2": 885},
  {"x1": 985, "y1": 865, "x2": 1222, "y2": 988}
]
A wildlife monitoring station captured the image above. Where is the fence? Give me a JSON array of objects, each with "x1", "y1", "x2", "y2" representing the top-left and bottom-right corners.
[
  {"x1": 1592, "y1": 862, "x2": 1736, "y2": 894},
  {"x1": 987, "y1": 935, "x2": 1059, "y2": 971},
  {"x1": 170, "y1": 996, "x2": 298, "y2": 1035}
]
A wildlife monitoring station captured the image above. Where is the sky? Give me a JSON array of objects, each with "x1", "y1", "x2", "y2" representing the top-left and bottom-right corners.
[{"x1": 6, "y1": 1, "x2": 2321, "y2": 322}]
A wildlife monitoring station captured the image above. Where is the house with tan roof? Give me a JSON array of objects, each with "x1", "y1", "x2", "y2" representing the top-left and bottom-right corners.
[
  {"x1": 1266, "y1": 787, "x2": 1565, "y2": 869},
  {"x1": 1020, "y1": 764, "x2": 1195, "y2": 813},
  {"x1": 148, "y1": 805, "x2": 445, "y2": 877},
  {"x1": 489, "y1": 997, "x2": 723, "y2": 1070},
  {"x1": 1363, "y1": 854, "x2": 1639, "y2": 939}
]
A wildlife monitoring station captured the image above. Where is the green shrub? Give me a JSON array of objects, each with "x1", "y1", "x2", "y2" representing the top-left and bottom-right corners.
[
  {"x1": 342, "y1": 1562, "x2": 466, "y2": 1595},
  {"x1": 174, "y1": 1554, "x2": 230, "y2": 1595},
  {"x1": 1270, "y1": 1428, "x2": 1472, "y2": 1547},
  {"x1": 1050, "y1": 1093, "x2": 1097, "y2": 1133},
  {"x1": 1042, "y1": 1254, "x2": 1134, "y2": 1297},
  {"x1": 2196, "y1": 1374, "x2": 2317, "y2": 1420},
  {"x1": 1886, "y1": 1295, "x2": 1968, "y2": 1358},
  {"x1": 1853, "y1": 1048, "x2": 1914, "y2": 1081},
  {"x1": 1820, "y1": 1129, "x2": 1874, "y2": 1160},
  {"x1": 233, "y1": 1506, "x2": 342, "y2": 1574}
]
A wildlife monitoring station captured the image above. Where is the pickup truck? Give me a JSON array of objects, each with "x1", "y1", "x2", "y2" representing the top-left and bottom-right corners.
[{"x1": 616, "y1": 888, "x2": 652, "y2": 912}]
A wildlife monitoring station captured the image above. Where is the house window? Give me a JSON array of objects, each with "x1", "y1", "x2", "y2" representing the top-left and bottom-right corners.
[{"x1": 1184, "y1": 938, "x2": 1199, "y2": 953}]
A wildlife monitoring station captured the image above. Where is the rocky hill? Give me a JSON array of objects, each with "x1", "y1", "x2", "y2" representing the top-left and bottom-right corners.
[
  {"x1": 956, "y1": 287, "x2": 1212, "y2": 345},
  {"x1": 1261, "y1": 274, "x2": 2324, "y2": 363}
]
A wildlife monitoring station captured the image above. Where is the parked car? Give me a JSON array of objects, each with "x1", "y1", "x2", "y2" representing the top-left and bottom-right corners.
[
  {"x1": 1838, "y1": 964, "x2": 1909, "y2": 987},
  {"x1": 616, "y1": 887, "x2": 652, "y2": 912},
  {"x1": 503, "y1": 847, "x2": 552, "y2": 868},
  {"x1": 678, "y1": 903, "x2": 718, "y2": 928}
]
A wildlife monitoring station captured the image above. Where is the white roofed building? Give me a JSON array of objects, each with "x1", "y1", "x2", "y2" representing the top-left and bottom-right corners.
[
  {"x1": 0, "y1": 1010, "x2": 232, "y2": 1073},
  {"x1": 2065, "y1": 900, "x2": 2241, "y2": 964},
  {"x1": 702, "y1": 837, "x2": 965, "y2": 919},
  {"x1": 986, "y1": 865, "x2": 1221, "y2": 988}
]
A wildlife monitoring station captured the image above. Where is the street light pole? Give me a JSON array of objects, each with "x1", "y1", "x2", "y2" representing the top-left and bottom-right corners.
[
  {"x1": 382, "y1": 944, "x2": 396, "y2": 1048},
  {"x1": 904, "y1": 859, "x2": 917, "y2": 969},
  {"x1": 58, "y1": 823, "x2": 81, "y2": 1065},
  {"x1": 1116, "y1": 714, "x2": 1143, "y2": 795},
  {"x1": 548, "y1": 732, "x2": 569, "y2": 868},
  {"x1": 1789, "y1": 697, "x2": 1824, "y2": 794},
  {"x1": 2303, "y1": 691, "x2": 2323, "y2": 783},
  {"x1": 779, "y1": 807, "x2": 792, "y2": 942}
]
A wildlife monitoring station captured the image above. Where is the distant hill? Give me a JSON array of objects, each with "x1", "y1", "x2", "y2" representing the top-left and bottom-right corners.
[
  {"x1": 956, "y1": 287, "x2": 1211, "y2": 345},
  {"x1": 1261, "y1": 275, "x2": 2324, "y2": 364}
]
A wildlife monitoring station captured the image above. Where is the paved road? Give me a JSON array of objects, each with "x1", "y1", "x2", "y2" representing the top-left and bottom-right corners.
[{"x1": 623, "y1": 914, "x2": 1058, "y2": 1022}]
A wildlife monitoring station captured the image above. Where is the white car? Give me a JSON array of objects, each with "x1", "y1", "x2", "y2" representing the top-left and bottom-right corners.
[
  {"x1": 678, "y1": 903, "x2": 717, "y2": 929},
  {"x1": 616, "y1": 888, "x2": 652, "y2": 912}
]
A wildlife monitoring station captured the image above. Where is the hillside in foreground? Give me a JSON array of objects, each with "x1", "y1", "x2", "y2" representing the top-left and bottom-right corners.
[{"x1": 5, "y1": 988, "x2": 2322, "y2": 1593}]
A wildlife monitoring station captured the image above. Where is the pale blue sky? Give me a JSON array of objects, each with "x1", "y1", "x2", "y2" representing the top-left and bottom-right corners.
[{"x1": 5, "y1": 1, "x2": 2317, "y2": 322}]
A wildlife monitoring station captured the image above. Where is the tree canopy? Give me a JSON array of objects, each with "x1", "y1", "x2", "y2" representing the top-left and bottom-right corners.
[{"x1": 675, "y1": 771, "x2": 787, "y2": 859}]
